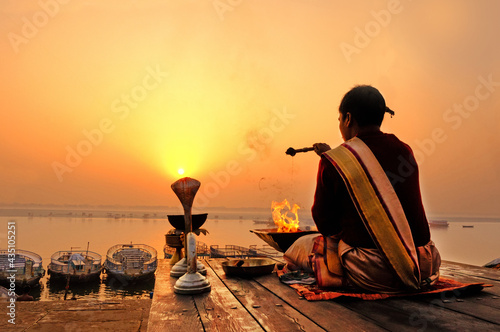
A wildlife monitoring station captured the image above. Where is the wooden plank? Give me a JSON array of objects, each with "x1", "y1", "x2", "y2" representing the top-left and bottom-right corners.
[
  {"x1": 418, "y1": 296, "x2": 500, "y2": 325},
  {"x1": 442, "y1": 260, "x2": 500, "y2": 281},
  {"x1": 255, "y1": 258, "x2": 499, "y2": 331},
  {"x1": 253, "y1": 268, "x2": 387, "y2": 331},
  {"x1": 440, "y1": 262, "x2": 500, "y2": 311},
  {"x1": 337, "y1": 263, "x2": 500, "y2": 331},
  {"x1": 147, "y1": 260, "x2": 203, "y2": 332},
  {"x1": 193, "y1": 261, "x2": 264, "y2": 331},
  {"x1": 3, "y1": 300, "x2": 150, "y2": 332},
  {"x1": 411, "y1": 266, "x2": 500, "y2": 326},
  {"x1": 440, "y1": 266, "x2": 500, "y2": 294},
  {"x1": 432, "y1": 269, "x2": 500, "y2": 310},
  {"x1": 338, "y1": 263, "x2": 500, "y2": 330},
  {"x1": 145, "y1": 258, "x2": 499, "y2": 332},
  {"x1": 342, "y1": 297, "x2": 500, "y2": 331},
  {"x1": 206, "y1": 258, "x2": 326, "y2": 332}
]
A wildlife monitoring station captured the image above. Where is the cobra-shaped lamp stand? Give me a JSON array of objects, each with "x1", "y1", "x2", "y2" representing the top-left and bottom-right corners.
[{"x1": 171, "y1": 177, "x2": 211, "y2": 294}]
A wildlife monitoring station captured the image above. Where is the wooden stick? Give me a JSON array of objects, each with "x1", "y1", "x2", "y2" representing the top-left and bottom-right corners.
[{"x1": 285, "y1": 147, "x2": 314, "y2": 156}]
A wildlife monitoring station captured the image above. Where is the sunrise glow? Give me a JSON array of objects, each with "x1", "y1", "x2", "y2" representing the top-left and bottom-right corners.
[{"x1": 0, "y1": 1, "x2": 498, "y2": 216}]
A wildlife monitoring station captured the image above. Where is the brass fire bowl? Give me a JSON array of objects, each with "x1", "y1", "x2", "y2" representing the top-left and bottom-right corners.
[
  {"x1": 167, "y1": 213, "x2": 208, "y2": 232},
  {"x1": 221, "y1": 258, "x2": 276, "y2": 278},
  {"x1": 250, "y1": 228, "x2": 319, "y2": 252}
]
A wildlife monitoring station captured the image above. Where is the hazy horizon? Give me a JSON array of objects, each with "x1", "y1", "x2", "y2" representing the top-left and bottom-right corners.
[
  {"x1": 1, "y1": 1, "x2": 499, "y2": 217},
  {"x1": 1, "y1": 203, "x2": 499, "y2": 221}
]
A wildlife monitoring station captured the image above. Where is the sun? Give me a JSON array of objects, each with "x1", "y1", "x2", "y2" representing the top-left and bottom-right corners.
[{"x1": 177, "y1": 168, "x2": 185, "y2": 175}]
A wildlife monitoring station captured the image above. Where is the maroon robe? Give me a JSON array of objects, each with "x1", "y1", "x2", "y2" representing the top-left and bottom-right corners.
[{"x1": 312, "y1": 131, "x2": 431, "y2": 249}]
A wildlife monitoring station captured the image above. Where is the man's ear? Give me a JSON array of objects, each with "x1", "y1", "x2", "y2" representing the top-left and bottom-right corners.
[{"x1": 345, "y1": 112, "x2": 352, "y2": 127}]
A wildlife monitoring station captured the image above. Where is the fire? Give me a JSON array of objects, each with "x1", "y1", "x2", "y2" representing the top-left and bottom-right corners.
[{"x1": 271, "y1": 199, "x2": 300, "y2": 232}]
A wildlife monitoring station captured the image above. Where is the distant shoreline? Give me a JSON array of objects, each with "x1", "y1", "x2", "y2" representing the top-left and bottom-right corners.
[
  {"x1": 0, "y1": 207, "x2": 277, "y2": 221},
  {"x1": 1, "y1": 206, "x2": 498, "y2": 223}
]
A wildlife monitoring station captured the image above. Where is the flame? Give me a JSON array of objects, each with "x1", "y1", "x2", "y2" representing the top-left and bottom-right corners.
[{"x1": 271, "y1": 199, "x2": 300, "y2": 232}]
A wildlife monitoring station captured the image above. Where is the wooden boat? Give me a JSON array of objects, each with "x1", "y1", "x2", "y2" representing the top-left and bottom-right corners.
[
  {"x1": 163, "y1": 241, "x2": 210, "y2": 259},
  {"x1": 210, "y1": 244, "x2": 282, "y2": 259},
  {"x1": 484, "y1": 258, "x2": 500, "y2": 269},
  {"x1": 0, "y1": 249, "x2": 45, "y2": 287},
  {"x1": 428, "y1": 220, "x2": 449, "y2": 227},
  {"x1": 253, "y1": 217, "x2": 275, "y2": 227},
  {"x1": 104, "y1": 244, "x2": 157, "y2": 282},
  {"x1": 48, "y1": 250, "x2": 102, "y2": 283},
  {"x1": 0, "y1": 285, "x2": 15, "y2": 300},
  {"x1": 210, "y1": 245, "x2": 260, "y2": 259},
  {"x1": 463, "y1": 225, "x2": 475, "y2": 228}
]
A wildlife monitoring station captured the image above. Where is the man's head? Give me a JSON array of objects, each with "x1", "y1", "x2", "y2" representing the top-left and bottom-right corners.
[
  {"x1": 338, "y1": 85, "x2": 393, "y2": 141},
  {"x1": 339, "y1": 85, "x2": 387, "y2": 127}
]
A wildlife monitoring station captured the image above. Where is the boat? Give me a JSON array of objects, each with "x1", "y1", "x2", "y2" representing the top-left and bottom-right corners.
[
  {"x1": 0, "y1": 249, "x2": 45, "y2": 287},
  {"x1": 47, "y1": 250, "x2": 102, "y2": 283},
  {"x1": 105, "y1": 244, "x2": 157, "y2": 282},
  {"x1": 484, "y1": 258, "x2": 500, "y2": 269},
  {"x1": 463, "y1": 225, "x2": 475, "y2": 228},
  {"x1": 0, "y1": 285, "x2": 15, "y2": 300},
  {"x1": 428, "y1": 220, "x2": 449, "y2": 227},
  {"x1": 163, "y1": 241, "x2": 210, "y2": 259},
  {"x1": 253, "y1": 217, "x2": 275, "y2": 226},
  {"x1": 210, "y1": 245, "x2": 261, "y2": 259}
]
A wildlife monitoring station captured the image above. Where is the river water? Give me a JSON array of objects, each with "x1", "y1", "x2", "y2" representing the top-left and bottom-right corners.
[{"x1": 1, "y1": 213, "x2": 499, "y2": 301}]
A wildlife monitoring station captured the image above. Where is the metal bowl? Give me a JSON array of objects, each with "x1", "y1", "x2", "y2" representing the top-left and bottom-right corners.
[
  {"x1": 221, "y1": 258, "x2": 276, "y2": 278},
  {"x1": 167, "y1": 213, "x2": 208, "y2": 231},
  {"x1": 250, "y1": 228, "x2": 319, "y2": 252},
  {"x1": 165, "y1": 232, "x2": 183, "y2": 248}
]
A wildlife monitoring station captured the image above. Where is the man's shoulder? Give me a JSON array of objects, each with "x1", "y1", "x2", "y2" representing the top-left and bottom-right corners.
[
  {"x1": 380, "y1": 133, "x2": 413, "y2": 153},
  {"x1": 319, "y1": 153, "x2": 342, "y2": 177}
]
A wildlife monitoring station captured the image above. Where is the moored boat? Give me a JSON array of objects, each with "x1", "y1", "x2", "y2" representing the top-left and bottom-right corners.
[
  {"x1": 0, "y1": 285, "x2": 15, "y2": 300},
  {"x1": 428, "y1": 220, "x2": 449, "y2": 227},
  {"x1": 253, "y1": 217, "x2": 275, "y2": 226},
  {"x1": 104, "y1": 244, "x2": 157, "y2": 283},
  {"x1": 0, "y1": 249, "x2": 45, "y2": 287},
  {"x1": 484, "y1": 257, "x2": 500, "y2": 269},
  {"x1": 163, "y1": 241, "x2": 210, "y2": 259},
  {"x1": 48, "y1": 250, "x2": 102, "y2": 283}
]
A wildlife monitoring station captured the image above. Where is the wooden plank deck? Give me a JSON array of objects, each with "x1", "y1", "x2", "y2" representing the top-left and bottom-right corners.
[{"x1": 148, "y1": 258, "x2": 500, "y2": 331}]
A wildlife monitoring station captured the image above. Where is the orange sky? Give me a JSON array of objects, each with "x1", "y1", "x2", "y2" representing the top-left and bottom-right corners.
[{"x1": 1, "y1": 0, "x2": 499, "y2": 217}]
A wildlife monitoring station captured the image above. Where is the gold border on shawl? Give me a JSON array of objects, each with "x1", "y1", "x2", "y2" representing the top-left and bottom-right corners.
[
  {"x1": 346, "y1": 138, "x2": 419, "y2": 267},
  {"x1": 325, "y1": 145, "x2": 419, "y2": 289}
]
